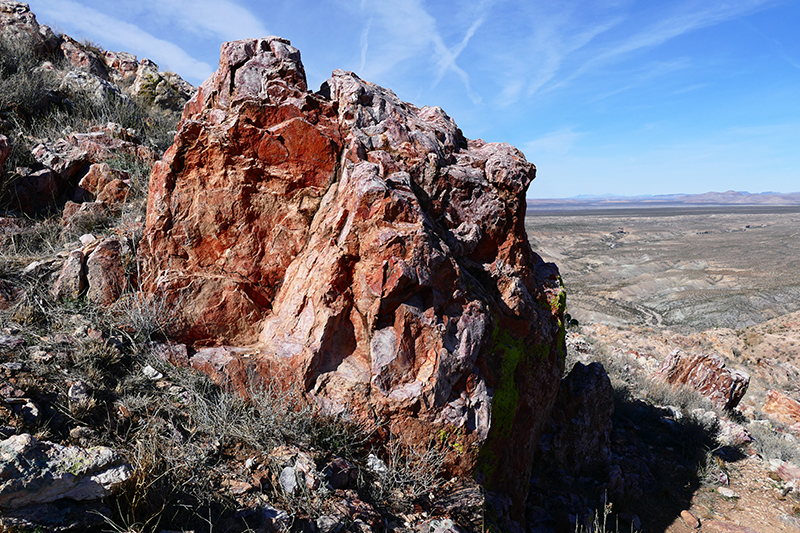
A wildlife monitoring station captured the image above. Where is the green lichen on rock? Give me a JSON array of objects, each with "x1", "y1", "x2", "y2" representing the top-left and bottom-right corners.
[
  {"x1": 475, "y1": 322, "x2": 527, "y2": 480},
  {"x1": 490, "y1": 327, "x2": 526, "y2": 442}
]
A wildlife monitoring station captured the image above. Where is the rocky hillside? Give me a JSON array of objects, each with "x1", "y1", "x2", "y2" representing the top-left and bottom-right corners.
[
  {"x1": 3, "y1": 3, "x2": 800, "y2": 533},
  {"x1": 1, "y1": 3, "x2": 567, "y2": 532}
]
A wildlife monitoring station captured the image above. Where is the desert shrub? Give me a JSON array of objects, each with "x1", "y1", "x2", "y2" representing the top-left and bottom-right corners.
[
  {"x1": 112, "y1": 290, "x2": 175, "y2": 344},
  {"x1": 0, "y1": 34, "x2": 61, "y2": 125},
  {"x1": 747, "y1": 420, "x2": 800, "y2": 464},
  {"x1": 106, "y1": 152, "x2": 153, "y2": 201},
  {"x1": 367, "y1": 435, "x2": 448, "y2": 509}
]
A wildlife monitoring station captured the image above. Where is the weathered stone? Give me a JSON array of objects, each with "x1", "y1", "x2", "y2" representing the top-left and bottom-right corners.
[
  {"x1": 103, "y1": 50, "x2": 139, "y2": 82},
  {"x1": 59, "y1": 35, "x2": 107, "y2": 79},
  {"x1": 59, "y1": 69, "x2": 125, "y2": 107},
  {"x1": 537, "y1": 362, "x2": 614, "y2": 474},
  {"x1": 131, "y1": 59, "x2": 195, "y2": 111},
  {"x1": 652, "y1": 350, "x2": 749, "y2": 410},
  {"x1": 717, "y1": 418, "x2": 752, "y2": 447},
  {"x1": 763, "y1": 389, "x2": 800, "y2": 427},
  {"x1": 77, "y1": 162, "x2": 125, "y2": 195},
  {"x1": 0, "y1": 134, "x2": 9, "y2": 169},
  {"x1": 50, "y1": 249, "x2": 86, "y2": 300},
  {"x1": 62, "y1": 200, "x2": 107, "y2": 232},
  {"x1": 680, "y1": 510, "x2": 700, "y2": 529},
  {"x1": 86, "y1": 236, "x2": 128, "y2": 306},
  {"x1": 13, "y1": 168, "x2": 60, "y2": 215},
  {"x1": 31, "y1": 140, "x2": 90, "y2": 181},
  {"x1": 139, "y1": 36, "x2": 565, "y2": 516},
  {"x1": 0, "y1": 1, "x2": 59, "y2": 53},
  {"x1": 0, "y1": 433, "x2": 132, "y2": 509},
  {"x1": 322, "y1": 457, "x2": 357, "y2": 490}
]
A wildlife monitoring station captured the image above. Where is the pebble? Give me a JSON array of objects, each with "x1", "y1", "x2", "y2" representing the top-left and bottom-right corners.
[
  {"x1": 680, "y1": 510, "x2": 700, "y2": 529},
  {"x1": 142, "y1": 365, "x2": 163, "y2": 380},
  {"x1": 716, "y1": 486, "x2": 738, "y2": 498}
]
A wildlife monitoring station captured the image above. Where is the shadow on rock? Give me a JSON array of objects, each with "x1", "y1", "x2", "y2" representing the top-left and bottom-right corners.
[{"x1": 528, "y1": 361, "x2": 744, "y2": 533}]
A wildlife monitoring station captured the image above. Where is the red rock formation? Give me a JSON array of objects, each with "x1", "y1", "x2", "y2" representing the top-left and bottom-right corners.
[
  {"x1": 139, "y1": 36, "x2": 565, "y2": 516},
  {"x1": 763, "y1": 390, "x2": 800, "y2": 428},
  {"x1": 652, "y1": 350, "x2": 749, "y2": 410}
]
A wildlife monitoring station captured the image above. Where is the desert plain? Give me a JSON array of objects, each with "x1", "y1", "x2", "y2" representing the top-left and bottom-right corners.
[{"x1": 526, "y1": 205, "x2": 800, "y2": 532}]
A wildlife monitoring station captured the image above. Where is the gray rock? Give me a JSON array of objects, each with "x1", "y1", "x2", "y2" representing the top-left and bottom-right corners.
[
  {"x1": 51, "y1": 250, "x2": 87, "y2": 301},
  {"x1": 261, "y1": 504, "x2": 291, "y2": 533},
  {"x1": 0, "y1": 434, "x2": 132, "y2": 509},
  {"x1": 279, "y1": 466, "x2": 298, "y2": 495},
  {"x1": 317, "y1": 515, "x2": 344, "y2": 533}
]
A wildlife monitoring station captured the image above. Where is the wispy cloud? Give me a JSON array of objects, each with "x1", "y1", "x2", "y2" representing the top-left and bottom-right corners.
[
  {"x1": 137, "y1": 0, "x2": 270, "y2": 41},
  {"x1": 359, "y1": 17, "x2": 372, "y2": 74},
  {"x1": 356, "y1": 0, "x2": 489, "y2": 103},
  {"x1": 34, "y1": 0, "x2": 213, "y2": 80},
  {"x1": 541, "y1": 0, "x2": 777, "y2": 95}
]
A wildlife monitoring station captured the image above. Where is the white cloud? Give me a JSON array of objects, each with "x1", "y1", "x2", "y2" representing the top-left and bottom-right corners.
[
  {"x1": 356, "y1": 0, "x2": 488, "y2": 103},
  {"x1": 138, "y1": 0, "x2": 270, "y2": 41},
  {"x1": 35, "y1": 0, "x2": 213, "y2": 80},
  {"x1": 544, "y1": 0, "x2": 776, "y2": 94}
]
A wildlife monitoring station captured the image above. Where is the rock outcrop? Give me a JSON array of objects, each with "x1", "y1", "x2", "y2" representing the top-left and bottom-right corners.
[
  {"x1": 0, "y1": 433, "x2": 132, "y2": 509},
  {"x1": 653, "y1": 350, "x2": 749, "y2": 410},
  {"x1": 139, "y1": 37, "x2": 565, "y2": 515},
  {"x1": 763, "y1": 390, "x2": 800, "y2": 429}
]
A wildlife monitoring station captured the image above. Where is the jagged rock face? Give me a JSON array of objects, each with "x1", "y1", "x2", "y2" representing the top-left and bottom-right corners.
[
  {"x1": 139, "y1": 36, "x2": 565, "y2": 514},
  {"x1": 0, "y1": 1, "x2": 59, "y2": 53},
  {"x1": 653, "y1": 350, "x2": 749, "y2": 410}
]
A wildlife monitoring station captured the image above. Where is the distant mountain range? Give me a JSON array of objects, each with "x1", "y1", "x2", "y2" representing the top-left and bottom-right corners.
[{"x1": 528, "y1": 190, "x2": 800, "y2": 210}]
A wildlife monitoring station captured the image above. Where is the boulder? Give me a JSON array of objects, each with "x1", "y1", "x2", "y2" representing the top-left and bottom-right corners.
[
  {"x1": 103, "y1": 50, "x2": 138, "y2": 83},
  {"x1": 86, "y1": 236, "x2": 129, "y2": 306},
  {"x1": 131, "y1": 58, "x2": 195, "y2": 111},
  {"x1": 763, "y1": 390, "x2": 800, "y2": 428},
  {"x1": 31, "y1": 139, "x2": 90, "y2": 182},
  {"x1": 6, "y1": 168, "x2": 59, "y2": 215},
  {"x1": 50, "y1": 249, "x2": 86, "y2": 300},
  {"x1": 59, "y1": 35, "x2": 108, "y2": 79},
  {"x1": 139, "y1": 36, "x2": 565, "y2": 516},
  {"x1": 59, "y1": 69, "x2": 125, "y2": 107},
  {"x1": 77, "y1": 162, "x2": 130, "y2": 205},
  {"x1": 652, "y1": 350, "x2": 749, "y2": 410},
  {"x1": 0, "y1": 433, "x2": 132, "y2": 509},
  {"x1": 536, "y1": 361, "x2": 614, "y2": 474}
]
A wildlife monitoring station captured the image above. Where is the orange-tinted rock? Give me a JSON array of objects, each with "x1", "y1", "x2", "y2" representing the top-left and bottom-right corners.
[
  {"x1": 763, "y1": 390, "x2": 800, "y2": 427},
  {"x1": 59, "y1": 35, "x2": 107, "y2": 79},
  {"x1": 77, "y1": 163, "x2": 130, "y2": 205},
  {"x1": 680, "y1": 510, "x2": 700, "y2": 529},
  {"x1": 139, "y1": 36, "x2": 565, "y2": 517},
  {"x1": 653, "y1": 350, "x2": 749, "y2": 410}
]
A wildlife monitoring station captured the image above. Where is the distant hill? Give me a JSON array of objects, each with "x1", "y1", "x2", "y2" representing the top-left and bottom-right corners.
[{"x1": 528, "y1": 190, "x2": 800, "y2": 210}]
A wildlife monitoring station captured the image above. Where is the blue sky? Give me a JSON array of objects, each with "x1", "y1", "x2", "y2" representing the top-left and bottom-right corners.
[{"x1": 28, "y1": 0, "x2": 800, "y2": 199}]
